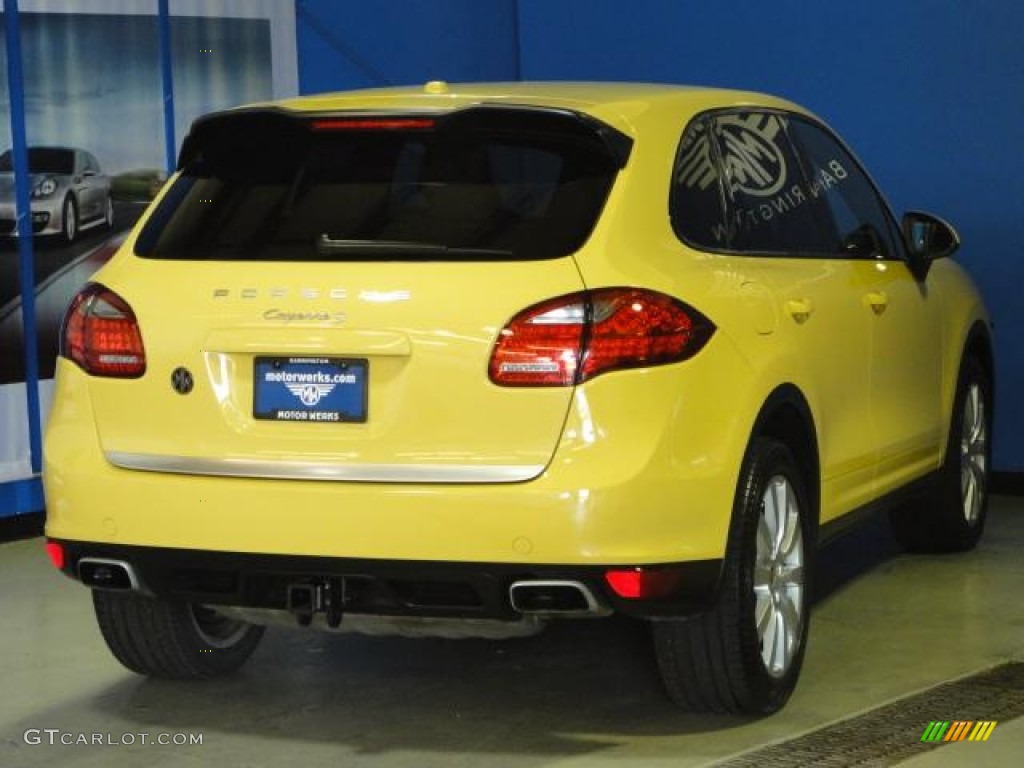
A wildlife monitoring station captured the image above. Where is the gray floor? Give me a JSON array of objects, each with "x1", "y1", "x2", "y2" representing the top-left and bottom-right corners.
[{"x1": 1, "y1": 497, "x2": 1021, "y2": 767}]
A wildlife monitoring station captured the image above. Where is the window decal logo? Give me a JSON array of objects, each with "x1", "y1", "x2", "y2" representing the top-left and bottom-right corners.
[
  {"x1": 717, "y1": 114, "x2": 788, "y2": 198},
  {"x1": 677, "y1": 113, "x2": 853, "y2": 247},
  {"x1": 676, "y1": 120, "x2": 718, "y2": 192}
]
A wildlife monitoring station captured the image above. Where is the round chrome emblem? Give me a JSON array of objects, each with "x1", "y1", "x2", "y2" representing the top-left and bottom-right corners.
[{"x1": 171, "y1": 367, "x2": 194, "y2": 395}]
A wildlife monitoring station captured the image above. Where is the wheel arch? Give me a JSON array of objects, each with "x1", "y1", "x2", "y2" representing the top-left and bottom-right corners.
[
  {"x1": 942, "y1": 318, "x2": 995, "y2": 467},
  {"x1": 961, "y1": 319, "x2": 995, "y2": 410},
  {"x1": 748, "y1": 384, "x2": 821, "y2": 526}
]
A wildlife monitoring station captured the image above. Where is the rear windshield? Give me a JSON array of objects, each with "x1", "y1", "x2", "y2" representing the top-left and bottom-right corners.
[{"x1": 135, "y1": 108, "x2": 626, "y2": 261}]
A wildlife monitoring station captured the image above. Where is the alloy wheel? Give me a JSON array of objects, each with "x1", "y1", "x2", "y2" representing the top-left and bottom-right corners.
[
  {"x1": 753, "y1": 474, "x2": 805, "y2": 679},
  {"x1": 63, "y1": 198, "x2": 77, "y2": 242},
  {"x1": 960, "y1": 382, "x2": 987, "y2": 525}
]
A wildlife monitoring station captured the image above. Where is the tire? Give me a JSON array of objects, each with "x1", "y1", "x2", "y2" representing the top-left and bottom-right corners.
[
  {"x1": 103, "y1": 195, "x2": 114, "y2": 229},
  {"x1": 93, "y1": 590, "x2": 264, "y2": 679},
  {"x1": 653, "y1": 438, "x2": 813, "y2": 714},
  {"x1": 890, "y1": 356, "x2": 991, "y2": 552},
  {"x1": 61, "y1": 195, "x2": 78, "y2": 244}
]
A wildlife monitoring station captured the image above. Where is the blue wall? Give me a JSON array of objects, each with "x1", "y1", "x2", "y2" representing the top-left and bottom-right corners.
[
  {"x1": 297, "y1": 1, "x2": 1024, "y2": 471},
  {"x1": 296, "y1": 0, "x2": 519, "y2": 91}
]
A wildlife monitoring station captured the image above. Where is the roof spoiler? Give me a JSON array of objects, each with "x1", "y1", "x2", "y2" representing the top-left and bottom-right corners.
[{"x1": 177, "y1": 103, "x2": 634, "y2": 170}]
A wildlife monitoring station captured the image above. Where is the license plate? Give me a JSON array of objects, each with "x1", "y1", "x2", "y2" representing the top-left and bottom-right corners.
[{"x1": 253, "y1": 357, "x2": 367, "y2": 423}]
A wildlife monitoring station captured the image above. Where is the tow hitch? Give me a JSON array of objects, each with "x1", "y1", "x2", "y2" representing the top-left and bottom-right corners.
[{"x1": 286, "y1": 578, "x2": 346, "y2": 628}]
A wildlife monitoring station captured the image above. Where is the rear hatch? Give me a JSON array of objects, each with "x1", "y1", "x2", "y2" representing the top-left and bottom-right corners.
[{"x1": 86, "y1": 105, "x2": 630, "y2": 482}]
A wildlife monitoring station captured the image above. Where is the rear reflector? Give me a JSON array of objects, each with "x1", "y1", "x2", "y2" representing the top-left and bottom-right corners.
[
  {"x1": 45, "y1": 540, "x2": 65, "y2": 570},
  {"x1": 60, "y1": 283, "x2": 146, "y2": 378},
  {"x1": 489, "y1": 288, "x2": 714, "y2": 387},
  {"x1": 311, "y1": 118, "x2": 436, "y2": 131},
  {"x1": 605, "y1": 567, "x2": 685, "y2": 600}
]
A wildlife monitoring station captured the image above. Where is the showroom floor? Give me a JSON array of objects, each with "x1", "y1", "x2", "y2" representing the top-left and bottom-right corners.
[{"x1": 1, "y1": 496, "x2": 1021, "y2": 767}]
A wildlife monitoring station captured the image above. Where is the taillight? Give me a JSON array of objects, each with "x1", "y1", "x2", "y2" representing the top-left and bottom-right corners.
[
  {"x1": 488, "y1": 288, "x2": 714, "y2": 387},
  {"x1": 45, "y1": 540, "x2": 65, "y2": 570},
  {"x1": 605, "y1": 567, "x2": 686, "y2": 599},
  {"x1": 60, "y1": 283, "x2": 146, "y2": 378}
]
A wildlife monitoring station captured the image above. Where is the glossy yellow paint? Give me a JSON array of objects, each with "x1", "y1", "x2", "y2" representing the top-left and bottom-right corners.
[
  {"x1": 43, "y1": 82, "x2": 989, "y2": 566},
  {"x1": 45, "y1": 344, "x2": 751, "y2": 563},
  {"x1": 78, "y1": 254, "x2": 585, "y2": 472}
]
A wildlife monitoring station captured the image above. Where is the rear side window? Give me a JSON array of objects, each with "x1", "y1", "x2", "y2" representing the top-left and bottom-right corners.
[
  {"x1": 671, "y1": 111, "x2": 836, "y2": 255},
  {"x1": 135, "y1": 109, "x2": 626, "y2": 262}
]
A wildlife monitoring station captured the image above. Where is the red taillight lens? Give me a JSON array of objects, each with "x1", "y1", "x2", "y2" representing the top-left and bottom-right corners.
[
  {"x1": 605, "y1": 567, "x2": 685, "y2": 599},
  {"x1": 489, "y1": 288, "x2": 714, "y2": 387},
  {"x1": 45, "y1": 540, "x2": 65, "y2": 570},
  {"x1": 60, "y1": 283, "x2": 146, "y2": 378},
  {"x1": 488, "y1": 294, "x2": 587, "y2": 386}
]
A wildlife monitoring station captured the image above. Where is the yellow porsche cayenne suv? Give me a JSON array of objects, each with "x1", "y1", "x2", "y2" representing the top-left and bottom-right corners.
[{"x1": 43, "y1": 83, "x2": 993, "y2": 714}]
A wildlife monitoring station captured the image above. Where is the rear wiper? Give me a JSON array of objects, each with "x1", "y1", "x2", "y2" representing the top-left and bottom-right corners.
[{"x1": 316, "y1": 235, "x2": 514, "y2": 259}]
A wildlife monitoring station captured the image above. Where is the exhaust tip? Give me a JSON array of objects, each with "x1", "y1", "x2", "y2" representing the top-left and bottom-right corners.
[
  {"x1": 509, "y1": 580, "x2": 609, "y2": 616},
  {"x1": 78, "y1": 558, "x2": 140, "y2": 591}
]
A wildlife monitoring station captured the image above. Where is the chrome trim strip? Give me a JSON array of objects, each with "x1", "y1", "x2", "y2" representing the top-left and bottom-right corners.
[{"x1": 104, "y1": 452, "x2": 545, "y2": 484}]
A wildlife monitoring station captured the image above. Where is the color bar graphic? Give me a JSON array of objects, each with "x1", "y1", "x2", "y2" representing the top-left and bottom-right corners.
[
  {"x1": 920, "y1": 720, "x2": 996, "y2": 742},
  {"x1": 968, "y1": 721, "x2": 997, "y2": 741},
  {"x1": 921, "y1": 721, "x2": 950, "y2": 742}
]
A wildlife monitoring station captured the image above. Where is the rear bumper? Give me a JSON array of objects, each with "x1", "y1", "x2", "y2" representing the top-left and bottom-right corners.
[
  {"x1": 50, "y1": 539, "x2": 723, "y2": 620},
  {"x1": 45, "y1": 355, "x2": 753, "y2": 566}
]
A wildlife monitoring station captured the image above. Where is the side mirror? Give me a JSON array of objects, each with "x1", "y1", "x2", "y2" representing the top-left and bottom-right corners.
[
  {"x1": 902, "y1": 210, "x2": 960, "y2": 262},
  {"x1": 901, "y1": 211, "x2": 960, "y2": 280}
]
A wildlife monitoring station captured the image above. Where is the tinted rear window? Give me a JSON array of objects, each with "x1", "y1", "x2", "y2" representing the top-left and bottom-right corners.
[{"x1": 135, "y1": 109, "x2": 625, "y2": 261}]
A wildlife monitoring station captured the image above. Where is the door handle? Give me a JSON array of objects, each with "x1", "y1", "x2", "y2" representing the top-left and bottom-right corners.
[
  {"x1": 784, "y1": 298, "x2": 814, "y2": 324},
  {"x1": 864, "y1": 291, "x2": 889, "y2": 315}
]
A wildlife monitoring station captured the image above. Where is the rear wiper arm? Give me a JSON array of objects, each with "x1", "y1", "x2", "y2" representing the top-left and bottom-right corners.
[{"x1": 316, "y1": 235, "x2": 513, "y2": 259}]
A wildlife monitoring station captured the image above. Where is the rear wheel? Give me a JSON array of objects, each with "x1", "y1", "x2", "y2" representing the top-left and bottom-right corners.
[
  {"x1": 890, "y1": 355, "x2": 991, "y2": 552},
  {"x1": 653, "y1": 438, "x2": 813, "y2": 713},
  {"x1": 92, "y1": 590, "x2": 264, "y2": 679}
]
